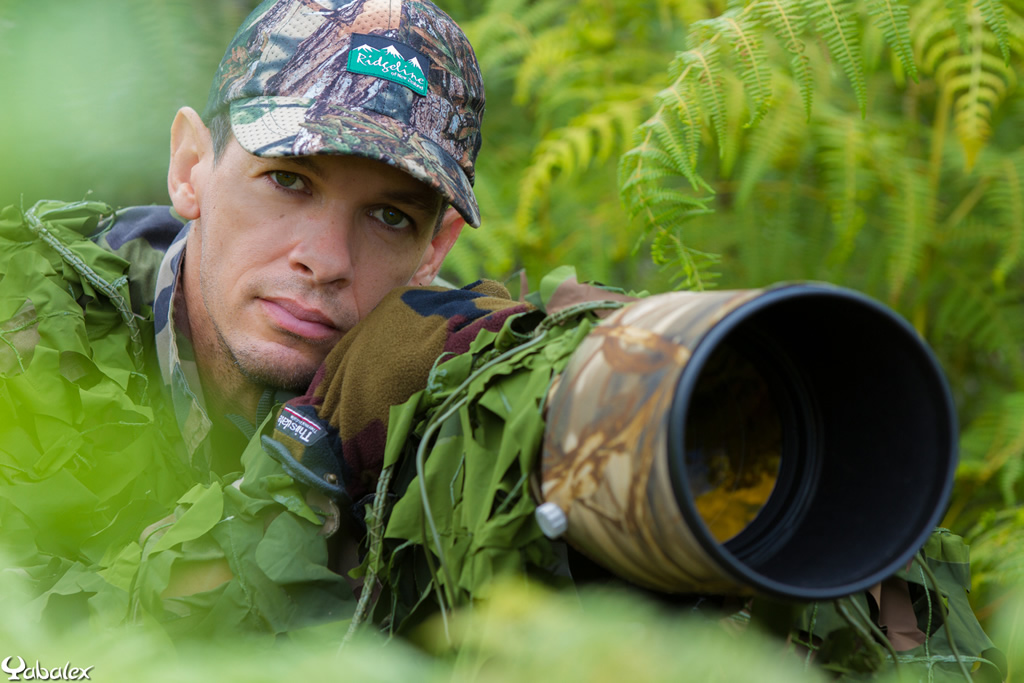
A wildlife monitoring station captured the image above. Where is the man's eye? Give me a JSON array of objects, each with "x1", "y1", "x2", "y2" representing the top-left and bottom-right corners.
[
  {"x1": 269, "y1": 171, "x2": 307, "y2": 192},
  {"x1": 370, "y1": 207, "x2": 413, "y2": 230}
]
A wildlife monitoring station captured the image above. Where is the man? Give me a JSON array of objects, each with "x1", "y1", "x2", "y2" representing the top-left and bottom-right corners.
[
  {"x1": 0, "y1": 0, "x2": 487, "y2": 632},
  {"x1": 159, "y1": 0, "x2": 484, "y2": 468}
]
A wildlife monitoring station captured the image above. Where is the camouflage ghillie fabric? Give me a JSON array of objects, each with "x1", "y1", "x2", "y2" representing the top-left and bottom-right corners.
[
  {"x1": 0, "y1": 201, "x2": 195, "y2": 628},
  {"x1": 788, "y1": 529, "x2": 1006, "y2": 680}
]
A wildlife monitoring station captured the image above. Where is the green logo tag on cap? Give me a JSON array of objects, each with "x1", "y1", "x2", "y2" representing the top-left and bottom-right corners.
[{"x1": 348, "y1": 34, "x2": 429, "y2": 96}]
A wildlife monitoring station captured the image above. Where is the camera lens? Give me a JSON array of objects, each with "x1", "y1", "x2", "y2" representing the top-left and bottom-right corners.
[{"x1": 683, "y1": 340, "x2": 782, "y2": 543}]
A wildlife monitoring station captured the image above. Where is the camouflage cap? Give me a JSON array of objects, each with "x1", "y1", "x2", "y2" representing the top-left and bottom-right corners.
[{"x1": 203, "y1": 0, "x2": 485, "y2": 227}]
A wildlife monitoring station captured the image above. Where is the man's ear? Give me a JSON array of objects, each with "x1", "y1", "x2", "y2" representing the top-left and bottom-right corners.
[
  {"x1": 168, "y1": 107, "x2": 213, "y2": 221},
  {"x1": 411, "y1": 207, "x2": 466, "y2": 286}
]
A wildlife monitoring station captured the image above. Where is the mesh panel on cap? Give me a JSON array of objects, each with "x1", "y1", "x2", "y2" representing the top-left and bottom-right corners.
[
  {"x1": 233, "y1": 100, "x2": 309, "y2": 151},
  {"x1": 350, "y1": 0, "x2": 399, "y2": 34}
]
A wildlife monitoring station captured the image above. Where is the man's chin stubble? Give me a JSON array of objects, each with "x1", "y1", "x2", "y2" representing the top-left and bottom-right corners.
[{"x1": 220, "y1": 333, "x2": 325, "y2": 394}]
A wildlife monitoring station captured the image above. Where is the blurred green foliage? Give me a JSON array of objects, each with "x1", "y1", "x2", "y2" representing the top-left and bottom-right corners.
[
  {"x1": 3, "y1": 0, "x2": 1024, "y2": 675},
  {"x1": 2, "y1": 561, "x2": 1023, "y2": 683},
  {"x1": 0, "y1": 0, "x2": 256, "y2": 209}
]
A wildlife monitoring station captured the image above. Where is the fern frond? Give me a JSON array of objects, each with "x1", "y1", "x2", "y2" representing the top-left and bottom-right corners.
[
  {"x1": 961, "y1": 507, "x2": 1024, "y2": 602},
  {"x1": 648, "y1": 229, "x2": 722, "y2": 291},
  {"x1": 866, "y1": 0, "x2": 918, "y2": 82},
  {"x1": 910, "y1": 0, "x2": 955, "y2": 67},
  {"x1": 657, "y1": 0, "x2": 726, "y2": 25},
  {"x1": 622, "y1": 81, "x2": 708, "y2": 193},
  {"x1": 443, "y1": 213, "x2": 520, "y2": 284},
  {"x1": 755, "y1": 0, "x2": 813, "y2": 118},
  {"x1": 733, "y1": 84, "x2": 803, "y2": 206},
  {"x1": 515, "y1": 97, "x2": 647, "y2": 235},
  {"x1": 463, "y1": 0, "x2": 564, "y2": 81},
  {"x1": 629, "y1": 187, "x2": 715, "y2": 221},
  {"x1": 722, "y1": 13, "x2": 774, "y2": 126},
  {"x1": 917, "y1": 2, "x2": 1020, "y2": 169},
  {"x1": 513, "y1": 27, "x2": 574, "y2": 106},
  {"x1": 883, "y1": 159, "x2": 934, "y2": 303},
  {"x1": 975, "y1": 0, "x2": 1011, "y2": 63},
  {"x1": 942, "y1": 0, "x2": 972, "y2": 53},
  {"x1": 1000, "y1": 451, "x2": 1024, "y2": 505},
  {"x1": 932, "y1": 264, "x2": 1024, "y2": 383},
  {"x1": 960, "y1": 392, "x2": 1024, "y2": 502},
  {"x1": 983, "y1": 151, "x2": 1024, "y2": 288},
  {"x1": 817, "y1": 112, "x2": 873, "y2": 268},
  {"x1": 618, "y1": 110, "x2": 717, "y2": 286},
  {"x1": 674, "y1": 40, "x2": 729, "y2": 154},
  {"x1": 807, "y1": 0, "x2": 867, "y2": 116}
]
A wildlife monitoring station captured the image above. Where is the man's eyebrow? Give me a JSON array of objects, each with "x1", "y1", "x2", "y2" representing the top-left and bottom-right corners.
[
  {"x1": 278, "y1": 155, "x2": 327, "y2": 180},
  {"x1": 381, "y1": 188, "x2": 443, "y2": 215},
  {"x1": 271, "y1": 156, "x2": 442, "y2": 214}
]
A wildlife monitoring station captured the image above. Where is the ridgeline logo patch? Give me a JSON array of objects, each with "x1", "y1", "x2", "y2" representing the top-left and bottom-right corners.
[{"x1": 347, "y1": 34, "x2": 429, "y2": 96}]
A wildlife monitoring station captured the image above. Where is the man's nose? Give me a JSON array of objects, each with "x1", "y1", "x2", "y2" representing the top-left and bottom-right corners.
[{"x1": 288, "y1": 214, "x2": 355, "y2": 285}]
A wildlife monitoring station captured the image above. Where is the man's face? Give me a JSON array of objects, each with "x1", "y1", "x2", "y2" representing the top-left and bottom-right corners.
[{"x1": 178, "y1": 133, "x2": 461, "y2": 395}]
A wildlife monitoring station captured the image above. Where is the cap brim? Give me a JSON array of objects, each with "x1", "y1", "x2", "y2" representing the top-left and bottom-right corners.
[{"x1": 229, "y1": 96, "x2": 481, "y2": 227}]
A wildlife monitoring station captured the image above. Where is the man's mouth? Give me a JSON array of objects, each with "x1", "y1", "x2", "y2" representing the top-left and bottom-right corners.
[{"x1": 260, "y1": 298, "x2": 340, "y2": 341}]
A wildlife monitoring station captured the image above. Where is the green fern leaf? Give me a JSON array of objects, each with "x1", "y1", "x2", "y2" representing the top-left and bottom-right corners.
[
  {"x1": 443, "y1": 216, "x2": 519, "y2": 284},
  {"x1": 917, "y1": 2, "x2": 1020, "y2": 170},
  {"x1": 932, "y1": 264, "x2": 1024, "y2": 383},
  {"x1": 935, "y1": 51, "x2": 1015, "y2": 169},
  {"x1": 649, "y1": 229, "x2": 721, "y2": 290},
  {"x1": 999, "y1": 452, "x2": 1024, "y2": 505},
  {"x1": 986, "y1": 152, "x2": 1024, "y2": 288},
  {"x1": 734, "y1": 83, "x2": 803, "y2": 206},
  {"x1": 961, "y1": 507, "x2": 1024, "y2": 599},
  {"x1": 622, "y1": 87, "x2": 709, "y2": 195},
  {"x1": 943, "y1": 0, "x2": 972, "y2": 53},
  {"x1": 755, "y1": 0, "x2": 814, "y2": 118},
  {"x1": 817, "y1": 112, "x2": 873, "y2": 269},
  {"x1": 513, "y1": 28, "x2": 574, "y2": 106},
  {"x1": 464, "y1": 0, "x2": 565, "y2": 81},
  {"x1": 911, "y1": 0, "x2": 956, "y2": 70},
  {"x1": 722, "y1": 13, "x2": 774, "y2": 126},
  {"x1": 632, "y1": 188, "x2": 715, "y2": 220},
  {"x1": 884, "y1": 159, "x2": 934, "y2": 303},
  {"x1": 975, "y1": 0, "x2": 1012, "y2": 63},
  {"x1": 961, "y1": 392, "x2": 1024, "y2": 504},
  {"x1": 807, "y1": 0, "x2": 867, "y2": 116},
  {"x1": 866, "y1": 0, "x2": 918, "y2": 82},
  {"x1": 516, "y1": 98, "x2": 649, "y2": 235},
  {"x1": 618, "y1": 153, "x2": 715, "y2": 228},
  {"x1": 674, "y1": 41, "x2": 729, "y2": 155}
]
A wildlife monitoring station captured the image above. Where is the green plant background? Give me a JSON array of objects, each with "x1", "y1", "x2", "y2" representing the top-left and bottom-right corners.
[{"x1": 2, "y1": 0, "x2": 1023, "y2": 676}]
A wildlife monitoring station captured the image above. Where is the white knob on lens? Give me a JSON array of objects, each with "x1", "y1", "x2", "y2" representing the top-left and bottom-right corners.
[{"x1": 535, "y1": 502, "x2": 568, "y2": 539}]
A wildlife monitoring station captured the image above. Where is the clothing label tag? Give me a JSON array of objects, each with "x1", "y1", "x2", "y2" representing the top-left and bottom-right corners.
[
  {"x1": 347, "y1": 33, "x2": 429, "y2": 96},
  {"x1": 276, "y1": 406, "x2": 323, "y2": 445}
]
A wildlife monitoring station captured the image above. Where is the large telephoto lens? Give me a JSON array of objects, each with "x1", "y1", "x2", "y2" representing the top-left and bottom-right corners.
[{"x1": 541, "y1": 284, "x2": 957, "y2": 600}]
